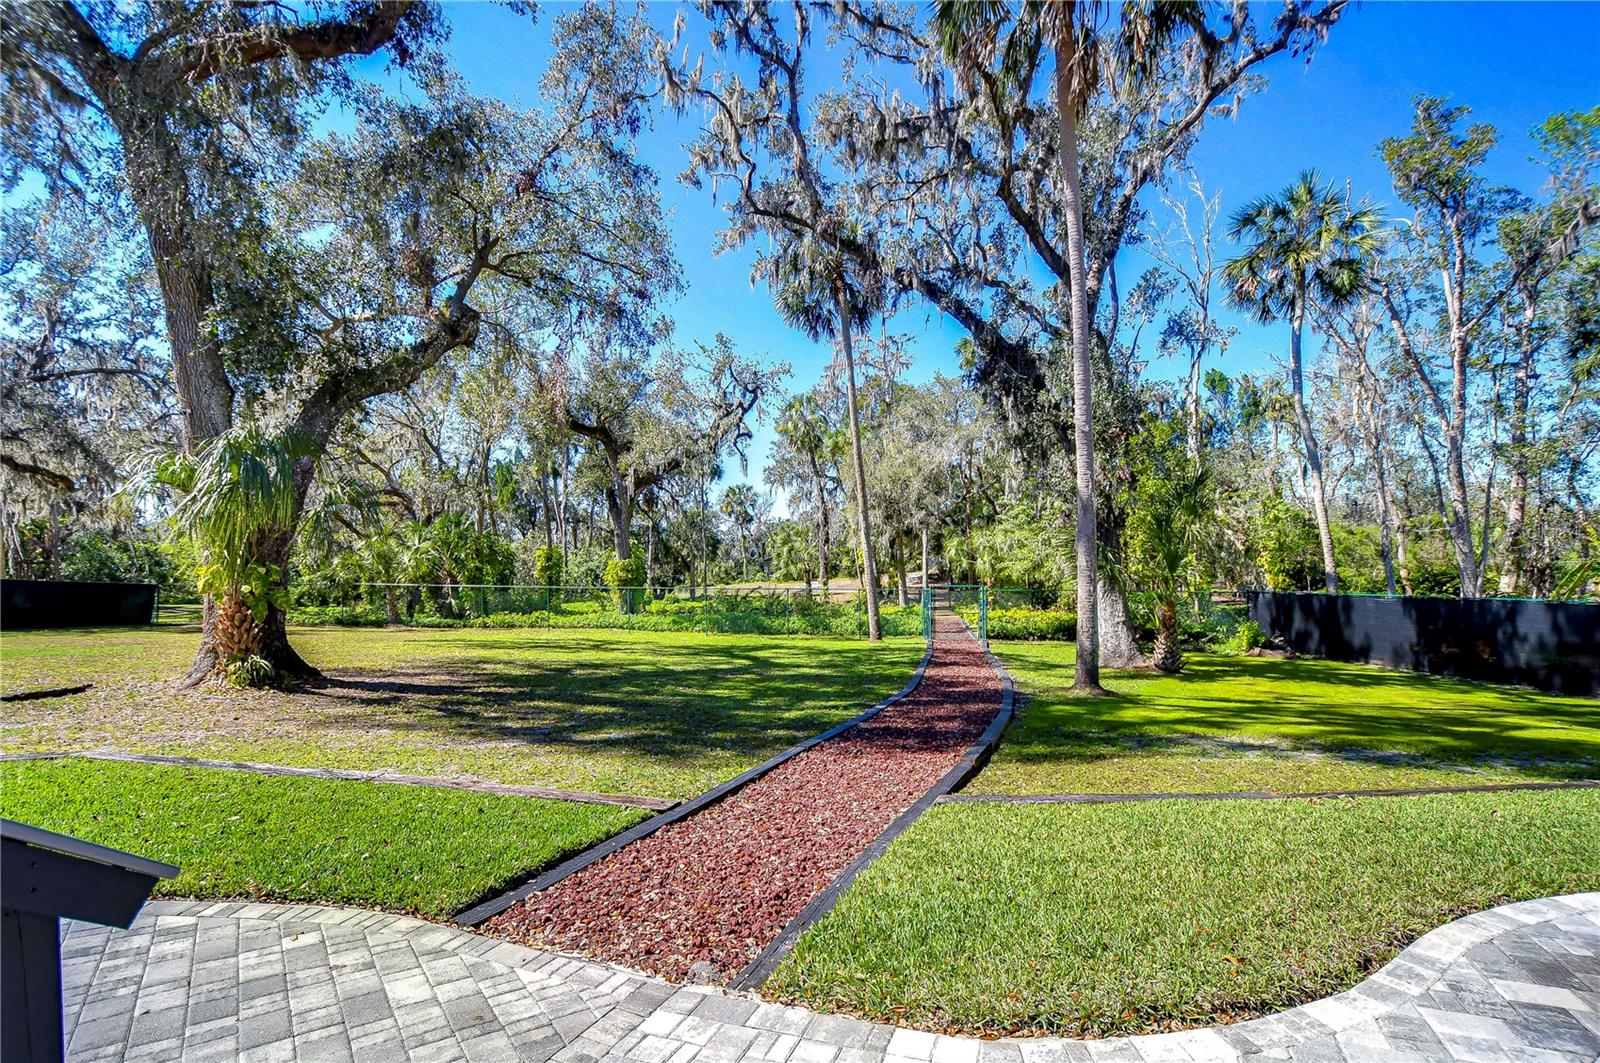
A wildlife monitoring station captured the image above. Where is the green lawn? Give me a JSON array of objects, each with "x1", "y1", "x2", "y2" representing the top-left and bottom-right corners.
[
  {"x1": 769, "y1": 790, "x2": 1600, "y2": 1036},
  {"x1": 0, "y1": 759, "x2": 642, "y2": 918},
  {"x1": 0, "y1": 623, "x2": 922, "y2": 800},
  {"x1": 970, "y1": 641, "x2": 1600, "y2": 795}
]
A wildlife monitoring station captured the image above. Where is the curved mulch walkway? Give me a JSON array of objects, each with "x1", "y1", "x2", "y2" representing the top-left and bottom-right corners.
[{"x1": 483, "y1": 611, "x2": 1004, "y2": 983}]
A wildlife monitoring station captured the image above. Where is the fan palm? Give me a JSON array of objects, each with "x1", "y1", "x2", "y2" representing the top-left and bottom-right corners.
[
  {"x1": 358, "y1": 522, "x2": 405, "y2": 624},
  {"x1": 935, "y1": 0, "x2": 1203, "y2": 691},
  {"x1": 1131, "y1": 461, "x2": 1212, "y2": 674},
  {"x1": 1224, "y1": 171, "x2": 1381, "y2": 594},
  {"x1": 159, "y1": 424, "x2": 314, "y2": 678}
]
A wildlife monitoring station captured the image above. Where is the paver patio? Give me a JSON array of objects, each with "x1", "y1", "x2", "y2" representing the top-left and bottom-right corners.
[{"x1": 60, "y1": 893, "x2": 1600, "y2": 1061}]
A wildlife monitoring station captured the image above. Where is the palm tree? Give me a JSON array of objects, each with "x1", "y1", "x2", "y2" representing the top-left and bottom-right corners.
[
  {"x1": 775, "y1": 394, "x2": 842, "y2": 594},
  {"x1": 358, "y1": 522, "x2": 405, "y2": 625},
  {"x1": 719, "y1": 484, "x2": 759, "y2": 582},
  {"x1": 1224, "y1": 171, "x2": 1381, "y2": 594},
  {"x1": 760, "y1": 227, "x2": 885, "y2": 640},
  {"x1": 1129, "y1": 443, "x2": 1212, "y2": 674},
  {"x1": 936, "y1": 0, "x2": 1200, "y2": 692},
  {"x1": 158, "y1": 424, "x2": 314, "y2": 685}
]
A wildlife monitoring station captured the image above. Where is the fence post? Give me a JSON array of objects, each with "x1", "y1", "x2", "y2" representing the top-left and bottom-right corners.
[
  {"x1": 979, "y1": 584, "x2": 989, "y2": 648},
  {"x1": 920, "y1": 585, "x2": 931, "y2": 640}
]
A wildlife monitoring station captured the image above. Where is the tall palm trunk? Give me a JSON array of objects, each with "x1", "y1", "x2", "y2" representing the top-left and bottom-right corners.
[
  {"x1": 813, "y1": 472, "x2": 830, "y2": 593},
  {"x1": 1289, "y1": 292, "x2": 1338, "y2": 593},
  {"x1": 1056, "y1": 48, "x2": 1103, "y2": 692},
  {"x1": 893, "y1": 534, "x2": 908, "y2": 607},
  {"x1": 832, "y1": 278, "x2": 882, "y2": 642},
  {"x1": 1152, "y1": 600, "x2": 1182, "y2": 674}
]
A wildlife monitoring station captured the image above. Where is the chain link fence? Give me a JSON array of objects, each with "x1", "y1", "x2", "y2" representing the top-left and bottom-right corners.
[{"x1": 286, "y1": 583, "x2": 927, "y2": 639}]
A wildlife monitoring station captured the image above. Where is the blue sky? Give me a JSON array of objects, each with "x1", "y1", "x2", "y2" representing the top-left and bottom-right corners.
[{"x1": 396, "y1": 1, "x2": 1600, "y2": 501}]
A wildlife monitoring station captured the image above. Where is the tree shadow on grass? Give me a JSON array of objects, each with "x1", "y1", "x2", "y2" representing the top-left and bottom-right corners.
[
  {"x1": 281, "y1": 639, "x2": 921, "y2": 768},
  {"x1": 994, "y1": 646, "x2": 1600, "y2": 772}
]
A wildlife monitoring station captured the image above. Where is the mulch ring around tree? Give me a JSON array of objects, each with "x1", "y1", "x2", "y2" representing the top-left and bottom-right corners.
[{"x1": 484, "y1": 612, "x2": 1002, "y2": 983}]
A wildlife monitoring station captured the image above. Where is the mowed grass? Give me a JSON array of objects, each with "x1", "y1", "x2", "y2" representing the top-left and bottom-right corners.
[
  {"x1": 0, "y1": 759, "x2": 643, "y2": 918},
  {"x1": 970, "y1": 641, "x2": 1600, "y2": 795},
  {"x1": 769, "y1": 790, "x2": 1600, "y2": 1036},
  {"x1": 0, "y1": 624, "x2": 923, "y2": 800}
]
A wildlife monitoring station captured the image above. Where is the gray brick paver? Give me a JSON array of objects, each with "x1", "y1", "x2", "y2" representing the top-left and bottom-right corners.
[{"x1": 55, "y1": 894, "x2": 1600, "y2": 1063}]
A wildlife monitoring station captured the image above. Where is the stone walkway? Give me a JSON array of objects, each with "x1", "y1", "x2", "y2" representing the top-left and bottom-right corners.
[{"x1": 62, "y1": 893, "x2": 1600, "y2": 1062}]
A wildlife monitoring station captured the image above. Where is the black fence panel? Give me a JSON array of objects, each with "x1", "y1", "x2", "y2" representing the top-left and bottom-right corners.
[
  {"x1": 1246, "y1": 590, "x2": 1600, "y2": 696},
  {"x1": 1, "y1": 580, "x2": 156, "y2": 630}
]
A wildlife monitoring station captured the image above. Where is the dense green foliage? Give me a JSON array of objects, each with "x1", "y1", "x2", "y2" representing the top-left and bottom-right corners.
[
  {"x1": 290, "y1": 594, "x2": 924, "y2": 638},
  {"x1": 957, "y1": 606, "x2": 1076, "y2": 641}
]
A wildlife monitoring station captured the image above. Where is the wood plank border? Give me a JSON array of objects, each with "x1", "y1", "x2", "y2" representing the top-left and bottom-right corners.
[
  {"x1": 940, "y1": 779, "x2": 1600, "y2": 805},
  {"x1": 0, "y1": 750, "x2": 677, "y2": 811}
]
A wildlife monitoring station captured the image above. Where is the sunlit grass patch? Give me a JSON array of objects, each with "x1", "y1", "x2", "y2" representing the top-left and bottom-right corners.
[
  {"x1": 970, "y1": 640, "x2": 1600, "y2": 795},
  {"x1": 0, "y1": 758, "x2": 643, "y2": 919},
  {"x1": 770, "y1": 790, "x2": 1600, "y2": 1036}
]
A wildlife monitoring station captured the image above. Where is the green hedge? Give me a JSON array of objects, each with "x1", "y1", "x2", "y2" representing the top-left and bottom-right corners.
[
  {"x1": 290, "y1": 596, "x2": 923, "y2": 639},
  {"x1": 958, "y1": 605, "x2": 1077, "y2": 641}
]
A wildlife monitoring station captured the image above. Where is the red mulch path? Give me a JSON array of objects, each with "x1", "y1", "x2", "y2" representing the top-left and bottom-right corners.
[{"x1": 484, "y1": 612, "x2": 1002, "y2": 982}]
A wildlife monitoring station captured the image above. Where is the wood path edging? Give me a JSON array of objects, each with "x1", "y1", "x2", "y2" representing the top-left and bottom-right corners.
[
  {"x1": 450, "y1": 631, "x2": 939, "y2": 928},
  {"x1": 940, "y1": 778, "x2": 1600, "y2": 805}
]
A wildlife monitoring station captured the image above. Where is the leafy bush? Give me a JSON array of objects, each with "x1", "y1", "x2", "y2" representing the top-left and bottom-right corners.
[
  {"x1": 289, "y1": 603, "x2": 387, "y2": 626},
  {"x1": 960, "y1": 606, "x2": 1076, "y2": 641},
  {"x1": 56, "y1": 532, "x2": 194, "y2": 598},
  {"x1": 223, "y1": 654, "x2": 280, "y2": 688},
  {"x1": 1257, "y1": 499, "x2": 1323, "y2": 591},
  {"x1": 534, "y1": 545, "x2": 564, "y2": 589},
  {"x1": 603, "y1": 552, "x2": 646, "y2": 611},
  {"x1": 1216, "y1": 619, "x2": 1266, "y2": 656},
  {"x1": 564, "y1": 546, "x2": 610, "y2": 590},
  {"x1": 285, "y1": 587, "x2": 923, "y2": 640}
]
